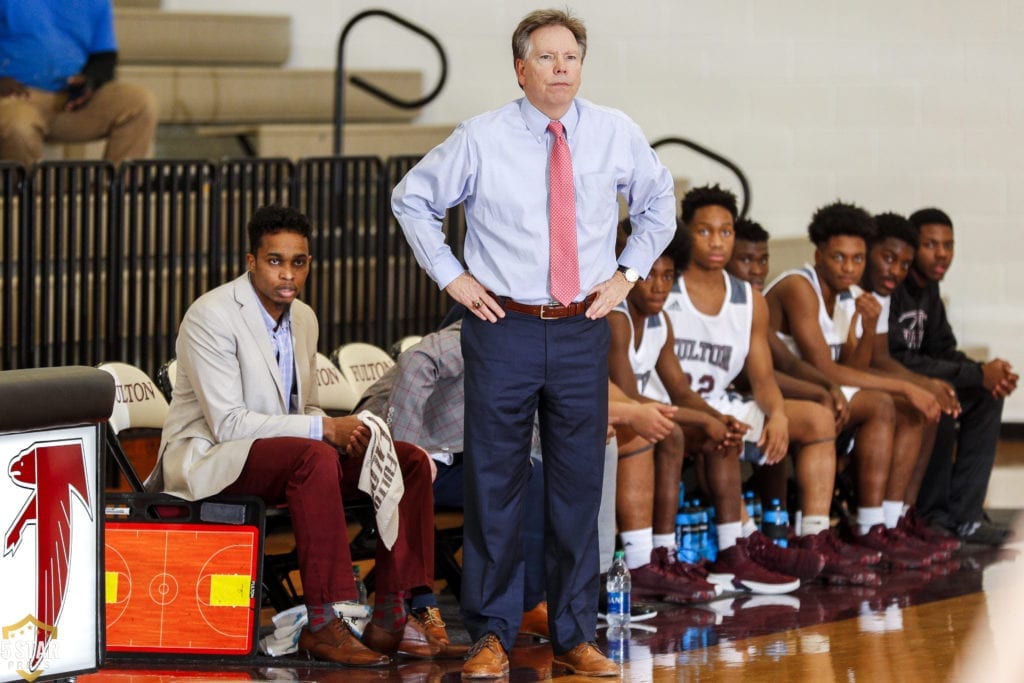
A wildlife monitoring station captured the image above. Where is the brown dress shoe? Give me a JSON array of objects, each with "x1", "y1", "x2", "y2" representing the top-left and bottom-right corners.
[
  {"x1": 395, "y1": 614, "x2": 445, "y2": 659},
  {"x1": 298, "y1": 618, "x2": 391, "y2": 667},
  {"x1": 552, "y1": 642, "x2": 619, "y2": 677},
  {"x1": 518, "y1": 601, "x2": 549, "y2": 639},
  {"x1": 361, "y1": 621, "x2": 403, "y2": 655},
  {"x1": 462, "y1": 633, "x2": 508, "y2": 679},
  {"x1": 409, "y1": 606, "x2": 470, "y2": 658}
]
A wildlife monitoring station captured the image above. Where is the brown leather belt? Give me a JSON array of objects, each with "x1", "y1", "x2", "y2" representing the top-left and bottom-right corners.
[{"x1": 491, "y1": 292, "x2": 597, "y2": 319}]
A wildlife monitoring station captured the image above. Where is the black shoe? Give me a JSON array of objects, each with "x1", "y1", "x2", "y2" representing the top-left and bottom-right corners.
[
  {"x1": 597, "y1": 590, "x2": 658, "y2": 622},
  {"x1": 957, "y1": 520, "x2": 1012, "y2": 547}
]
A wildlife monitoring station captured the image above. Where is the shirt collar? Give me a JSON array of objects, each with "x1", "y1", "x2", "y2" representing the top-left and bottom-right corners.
[{"x1": 519, "y1": 97, "x2": 580, "y2": 142}]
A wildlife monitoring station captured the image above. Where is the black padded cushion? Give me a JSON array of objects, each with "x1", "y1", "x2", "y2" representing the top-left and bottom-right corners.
[{"x1": 0, "y1": 366, "x2": 115, "y2": 432}]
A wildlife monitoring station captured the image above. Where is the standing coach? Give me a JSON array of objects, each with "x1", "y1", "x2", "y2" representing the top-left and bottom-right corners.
[{"x1": 392, "y1": 8, "x2": 675, "y2": 678}]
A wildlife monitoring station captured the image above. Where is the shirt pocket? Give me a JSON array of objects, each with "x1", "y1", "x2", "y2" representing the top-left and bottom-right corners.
[{"x1": 576, "y1": 172, "x2": 619, "y2": 233}]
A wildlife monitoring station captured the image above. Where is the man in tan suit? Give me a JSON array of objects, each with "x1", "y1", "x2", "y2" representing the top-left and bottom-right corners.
[{"x1": 148, "y1": 205, "x2": 462, "y2": 666}]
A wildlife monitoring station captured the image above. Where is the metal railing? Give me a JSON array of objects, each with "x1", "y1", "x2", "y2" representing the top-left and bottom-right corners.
[
  {"x1": 652, "y1": 136, "x2": 752, "y2": 219},
  {"x1": 334, "y1": 9, "x2": 448, "y2": 155}
]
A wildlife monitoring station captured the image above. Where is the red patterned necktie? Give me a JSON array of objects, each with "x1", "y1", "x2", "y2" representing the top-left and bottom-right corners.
[{"x1": 547, "y1": 120, "x2": 580, "y2": 307}]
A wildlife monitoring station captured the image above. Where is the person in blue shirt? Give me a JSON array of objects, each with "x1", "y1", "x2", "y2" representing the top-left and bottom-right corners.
[
  {"x1": 0, "y1": 0, "x2": 157, "y2": 166},
  {"x1": 392, "y1": 8, "x2": 675, "y2": 679}
]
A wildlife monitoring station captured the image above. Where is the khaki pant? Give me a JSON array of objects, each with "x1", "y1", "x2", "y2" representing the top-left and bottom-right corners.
[{"x1": 0, "y1": 81, "x2": 158, "y2": 167}]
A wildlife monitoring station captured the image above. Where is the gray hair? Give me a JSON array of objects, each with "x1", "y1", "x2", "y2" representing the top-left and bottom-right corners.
[{"x1": 511, "y1": 8, "x2": 587, "y2": 62}]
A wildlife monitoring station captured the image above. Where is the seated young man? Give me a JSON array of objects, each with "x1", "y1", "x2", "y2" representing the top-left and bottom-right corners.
[
  {"x1": 605, "y1": 379, "x2": 721, "y2": 603},
  {"x1": 148, "y1": 205, "x2": 453, "y2": 666},
  {"x1": 726, "y1": 218, "x2": 851, "y2": 519},
  {"x1": 764, "y1": 201, "x2": 947, "y2": 569},
  {"x1": 727, "y1": 218, "x2": 850, "y2": 431},
  {"x1": 602, "y1": 224, "x2": 726, "y2": 601},
  {"x1": 611, "y1": 219, "x2": 812, "y2": 595},
  {"x1": 662, "y1": 187, "x2": 876, "y2": 586},
  {"x1": 853, "y1": 212, "x2": 961, "y2": 552},
  {"x1": 889, "y1": 208, "x2": 1018, "y2": 546}
]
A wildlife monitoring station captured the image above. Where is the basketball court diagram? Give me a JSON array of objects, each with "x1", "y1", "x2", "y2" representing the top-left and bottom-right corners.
[{"x1": 105, "y1": 523, "x2": 258, "y2": 655}]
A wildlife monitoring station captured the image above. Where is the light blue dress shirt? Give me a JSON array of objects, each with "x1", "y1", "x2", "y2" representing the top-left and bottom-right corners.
[
  {"x1": 255, "y1": 291, "x2": 322, "y2": 441},
  {"x1": 392, "y1": 97, "x2": 676, "y2": 305}
]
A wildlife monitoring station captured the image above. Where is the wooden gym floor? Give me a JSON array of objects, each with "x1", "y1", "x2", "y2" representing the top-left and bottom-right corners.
[{"x1": 78, "y1": 440, "x2": 1024, "y2": 683}]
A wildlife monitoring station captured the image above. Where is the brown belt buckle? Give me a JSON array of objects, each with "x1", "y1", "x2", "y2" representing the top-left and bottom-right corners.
[{"x1": 538, "y1": 302, "x2": 562, "y2": 320}]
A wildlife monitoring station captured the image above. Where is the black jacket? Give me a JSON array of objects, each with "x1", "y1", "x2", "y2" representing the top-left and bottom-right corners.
[{"x1": 887, "y1": 275, "x2": 983, "y2": 390}]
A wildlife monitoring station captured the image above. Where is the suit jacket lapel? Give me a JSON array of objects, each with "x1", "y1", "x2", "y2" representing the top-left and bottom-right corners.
[{"x1": 233, "y1": 274, "x2": 287, "y2": 409}]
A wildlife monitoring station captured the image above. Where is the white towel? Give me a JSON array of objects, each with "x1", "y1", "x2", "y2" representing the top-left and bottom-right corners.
[
  {"x1": 356, "y1": 410, "x2": 404, "y2": 550},
  {"x1": 259, "y1": 601, "x2": 371, "y2": 656}
]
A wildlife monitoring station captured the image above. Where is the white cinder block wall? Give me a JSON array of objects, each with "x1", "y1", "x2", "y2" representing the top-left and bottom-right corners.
[{"x1": 168, "y1": 0, "x2": 1024, "y2": 421}]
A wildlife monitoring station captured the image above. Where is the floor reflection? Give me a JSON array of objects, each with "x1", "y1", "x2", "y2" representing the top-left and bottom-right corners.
[{"x1": 81, "y1": 539, "x2": 1020, "y2": 682}]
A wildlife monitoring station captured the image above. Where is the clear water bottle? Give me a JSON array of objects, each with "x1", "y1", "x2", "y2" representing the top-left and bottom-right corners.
[
  {"x1": 353, "y1": 565, "x2": 368, "y2": 605},
  {"x1": 606, "y1": 550, "x2": 631, "y2": 628},
  {"x1": 606, "y1": 624, "x2": 629, "y2": 663},
  {"x1": 762, "y1": 498, "x2": 790, "y2": 547}
]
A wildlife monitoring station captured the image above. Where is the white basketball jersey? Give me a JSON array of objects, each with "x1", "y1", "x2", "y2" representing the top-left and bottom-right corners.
[
  {"x1": 662, "y1": 271, "x2": 752, "y2": 402},
  {"x1": 611, "y1": 303, "x2": 669, "y2": 400},
  {"x1": 764, "y1": 264, "x2": 858, "y2": 361}
]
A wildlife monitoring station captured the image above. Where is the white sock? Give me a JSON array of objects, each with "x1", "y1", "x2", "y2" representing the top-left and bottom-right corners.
[
  {"x1": 652, "y1": 533, "x2": 676, "y2": 551},
  {"x1": 858, "y1": 507, "x2": 885, "y2": 535},
  {"x1": 801, "y1": 515, "x2": 830, "y2": 536},
  {"x1": 902, "y1": 503, "x2": 910, "y2": 516},
  {"x1": 717, "y1": 521, "x2": 743, "y2": 550},
  {"x1": 882, "y1": 500, "x2": 904, "y2": 529},
  {"x1": 741, "y1": 519, "x2": 758, "y2": 537},
  {"x1": 619, "y1": 528, "x2": 653, "y2": 569}
]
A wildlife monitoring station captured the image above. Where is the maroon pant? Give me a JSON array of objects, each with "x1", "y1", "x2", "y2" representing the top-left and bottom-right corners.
[{"x1": 221, "y1": 437, "x2": 435, "y2": 606}]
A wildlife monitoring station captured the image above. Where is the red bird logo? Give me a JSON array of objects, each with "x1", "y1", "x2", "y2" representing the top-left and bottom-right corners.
[{"x1": 4, "y1": 440, "x2": 92, "y2": 674}]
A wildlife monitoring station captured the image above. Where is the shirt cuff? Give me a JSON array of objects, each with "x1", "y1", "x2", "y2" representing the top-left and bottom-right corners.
[
  {"x1": 433, "y1": 260, "x2": 467, "y2": 291},
  {"x1": 309, "y1": 416, "x2": 323, "y2": 441}
]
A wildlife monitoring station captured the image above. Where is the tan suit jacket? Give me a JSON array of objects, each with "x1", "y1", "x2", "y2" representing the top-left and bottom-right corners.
[{"x1": 147, "y1": 273, "x2": 326, "y2": 500}]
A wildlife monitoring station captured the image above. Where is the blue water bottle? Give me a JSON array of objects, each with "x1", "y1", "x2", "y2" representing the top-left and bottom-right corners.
[
  {"x1": 677, "y1": 504, "x2": 699, "y2": 563},
  {"x1": 762, "y1": 498, "x2": 789, "y2": 547},
  {"x1": 752, "y1": 493, "x2": 764, "y2": 530},
  {"x1": 675, "y1": 511, "x2": 687, "y2": 560},
  {"x1": 691, "y1": 498, "x2": 708, "y2": 561},
  {"x1": 705, "y1": 505, "x2": 718, "y2": 562}
]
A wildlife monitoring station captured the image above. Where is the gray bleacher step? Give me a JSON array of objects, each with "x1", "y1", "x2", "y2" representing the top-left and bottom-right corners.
[
  {"x1": 118, "y1": 66, "x2": 423, "y2": 124},
  {"x1": 42, "y1": 121, "x2": 449, "y2": 162},
  {"x1": 114, "y1": 0, "x2": 160, "y2": 7},
  {"x1": 187, "y1": 122, "x2": 457, "y2": 160},
  {"x1": 116, "y1": 8, "x2": 290, "y2": 66}
]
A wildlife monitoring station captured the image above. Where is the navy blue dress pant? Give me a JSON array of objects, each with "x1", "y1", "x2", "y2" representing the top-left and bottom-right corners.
[
  {"x1": 434, "y1": 455, "x2": 547, "y2": 611},
  {"x1": 460, "y1": 310, "x2": 609, "y2": 654}
]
